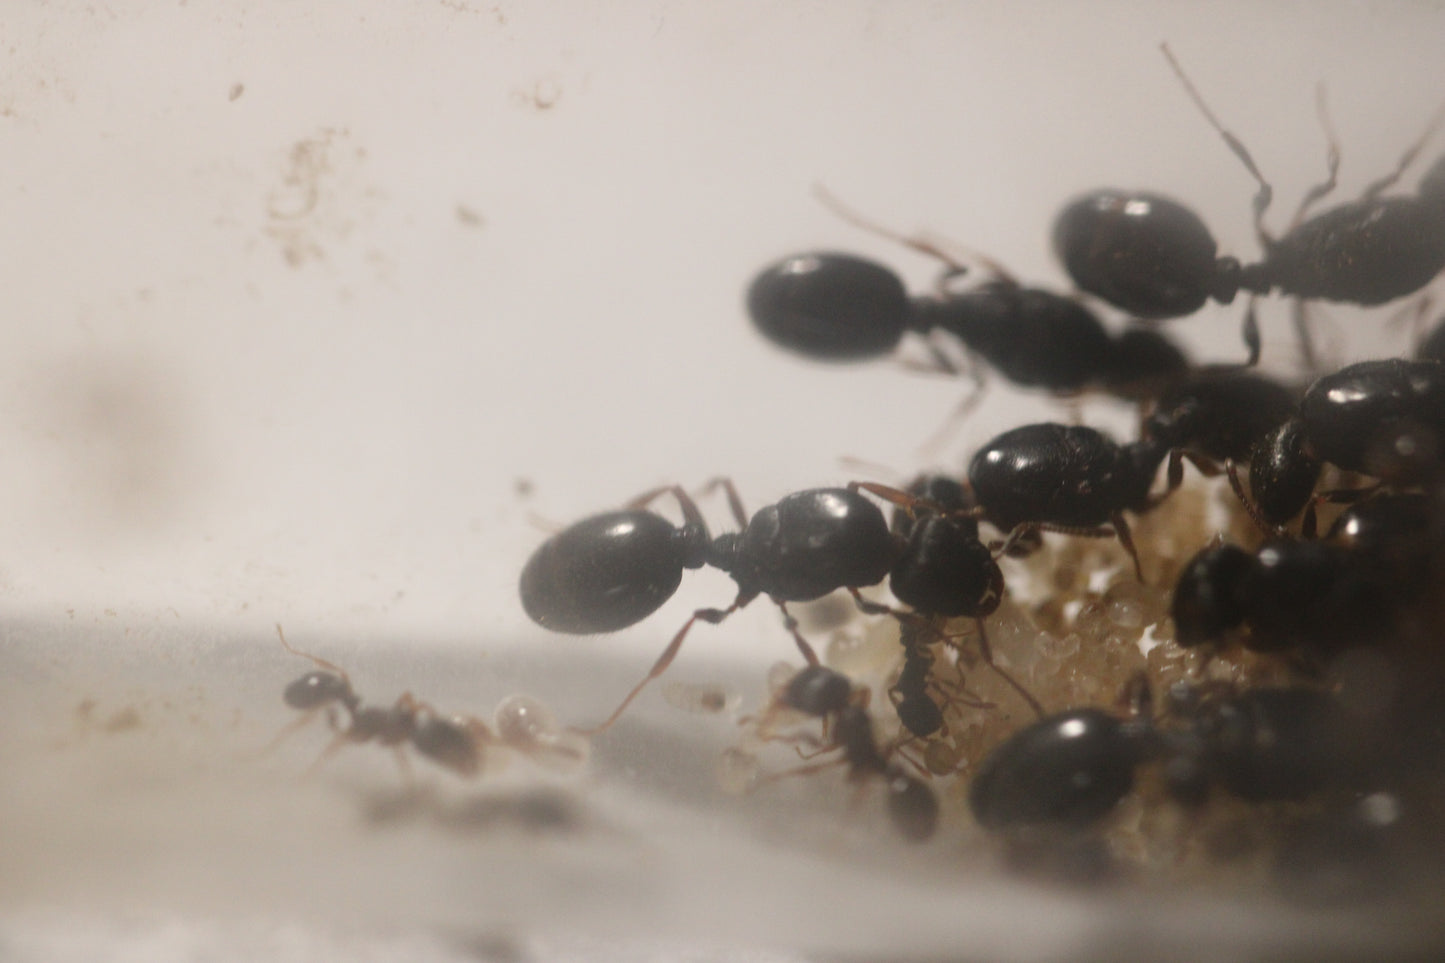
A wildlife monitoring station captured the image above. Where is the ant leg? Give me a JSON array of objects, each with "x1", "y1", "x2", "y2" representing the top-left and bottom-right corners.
[
  {"x1": 696, "y1": 477, "x2": 750, "y2": 528},
  {"x1": 971, "y1": 620, "x2": 1043, "y2": 718},
  {"x1": 625, "y1": 484, "x2": 711, "y2": 532},
  {"x1": 1111, "y1": 513, "x2": 1146, "y2": 583},
  {"x1": 256, "y1": 710, "x2": 325, "y2": 759},
  {"x1": 848, "y1": 480, "x2": 943, "y2": 519},
  {"x1": 1361, "y1": 97, "x2": 1445, "y2": 200},
  {"x1": 753, "y1": 754, "x2": 847, "y2": 786},
  {"x1": 1225, "y1": 461, "x2": 1283, "y2": 537},
  {"x1": 918, "y1": 357, "x2": 988, "y2": 457},
  {"x1": 992, "y1": 523, "x2": 1042, "y2": 560},
  {"x1": 1291, "y1": 84, "x2": 1342, "y2": 228},
  {"x1": 1160, "y1": 43, "x2": 1275, "y2": 248},
  {"x1": 1241, "y1": 296, "x2": 1262, "y2": 367},
  {"x1": 1292, "y1": 299, "x2": 1320, "y2": 375},
  {"x1": 574, "y1": 599, "x2": 745, "y2": 736},
  {"x1": 811, "y1": 183, "x2": 1016, "y2": 285},
  {"x1": 1158, "y1": 449, "x2": 1221, "y2": 503},
  {"x1": 304, "y1": 728, "x2": 358, "y2": 778},
  {"x1": 895, "y1": 333, "x2": 966, "y2": 377},
  {"x1": 772, "y1": 600, "x2": 822, "y2": 666}
]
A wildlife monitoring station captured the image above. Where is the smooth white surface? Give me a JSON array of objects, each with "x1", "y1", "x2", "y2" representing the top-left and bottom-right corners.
[
  {"x1": 2, "y1": 2, "x2": 1444, "y2": 960},
  {"x1": 2, "y1": 0, "x2": 1441, "y2": 647}
]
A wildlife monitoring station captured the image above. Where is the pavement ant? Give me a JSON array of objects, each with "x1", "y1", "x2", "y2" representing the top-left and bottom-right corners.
[
  {"x1": 1055, "y1": 44, "x2": 1445, "y2": 369},
  {"x1": 520, "y1": 478, "x2": 1040, "y2": 732},
  {"x1": 273, "y1": 625, "x2": 584, "y2": 778},
  {"x1": 750, "y1": 665, "x2": 940, "y2": 842},
  {"x1": 747, "y1": 193, "x2": 1191, "y2": 420}
]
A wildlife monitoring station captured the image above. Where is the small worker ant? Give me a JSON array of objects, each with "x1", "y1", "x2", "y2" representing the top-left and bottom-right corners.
[
  {"x1": 273, "y1": 625, "x2": 584, "y2": 778},
  {"x1": 749, "y1": 665, "x2": 939, "y2": 842},
  {"x1": 520, "y1": 478, "x2": 1040, "y2": 733},
  {"x1": 1055, "y1": 44, "x2": 1445, "y2": 369}
]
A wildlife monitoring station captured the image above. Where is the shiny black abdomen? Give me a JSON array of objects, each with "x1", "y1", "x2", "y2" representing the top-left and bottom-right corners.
[
  {"x1": 1053, "y1": 190, "x2": 1223, "y2": 319},
  {"x1": 519, "y1": 510, "x2": 688, "y2": 633},
  {"x1": 746, "y1": 252, "x2": 910, "y2": 360},
  {"x1": 968, "y1": 423, "x2": 1138, "y2": 530}
]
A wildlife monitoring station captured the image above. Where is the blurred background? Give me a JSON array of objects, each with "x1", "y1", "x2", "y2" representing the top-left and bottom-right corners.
[{"x1": 1, "y1": 2, "x2": 1442, "y2": 960}]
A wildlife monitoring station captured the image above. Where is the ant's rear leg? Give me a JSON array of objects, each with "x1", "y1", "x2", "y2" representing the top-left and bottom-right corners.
[{"x1": 574, "y1": 599, "x2": 746, "y2": 736}]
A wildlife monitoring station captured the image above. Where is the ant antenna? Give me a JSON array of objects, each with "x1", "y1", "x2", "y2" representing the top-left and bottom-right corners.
[
  {"x1": 811, "y1": 183, "x2": 1016, "y2": 286},
  {"x1": 276, "y1": 623, "x2": 347, "y2": 676},
  {"x1": 1291, "y1": 84, "x2": 1341, "y2": 228},
  {"x1": 1160, "y1": 42, "x2": 1275, "y2": 247},
  {"x1": 1361, "y1": 95, "x2": 1445, "y2": 200}
]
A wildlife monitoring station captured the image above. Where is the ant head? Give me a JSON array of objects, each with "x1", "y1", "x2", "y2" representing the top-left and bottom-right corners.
[{"x1": 283, "y1": 670, "x2": 354, "y2": 711}]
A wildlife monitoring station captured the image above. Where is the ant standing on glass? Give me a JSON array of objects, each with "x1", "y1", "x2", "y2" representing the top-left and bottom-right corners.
[
  {"x1": 272, "y1": 625, "x2": 584, "y2": 778},
  {"x1": 749, "y1": 664, "x2": 940, "y2": 842}
]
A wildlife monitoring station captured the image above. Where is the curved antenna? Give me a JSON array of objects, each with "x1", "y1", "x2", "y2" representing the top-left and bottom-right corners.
[{"x1": 1160, "y1": 42, "x2": 1275, "y2": 247}]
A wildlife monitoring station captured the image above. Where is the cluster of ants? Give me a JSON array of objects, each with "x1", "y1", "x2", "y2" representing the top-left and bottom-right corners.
[
  {"x1": 283, "y1": 47, "x2": 1445, "y2": 891},
  {"x1": 515, "y1": 47, "x2": 1445, "y2": 890}
]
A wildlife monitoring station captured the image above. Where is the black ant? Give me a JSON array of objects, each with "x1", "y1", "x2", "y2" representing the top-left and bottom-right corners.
[
  {"x1": 273, "y1": 625, "x2": 583, "y2": 777},
  {"x1": 747, "y1": 193, "x2": 1191, "y2": 421},
  {"x1": 965, "y1": 423, "x2": 1172, "y2": 581},
  {"x1": 1160, "y1": 682, "x2": 1358, "y2": 808},
  {"x1": 520, "y1": 478, "x2": 1040, "y2": 733},
  {"x1": 1142, "y1": 366, "x2": 1300, "y2": 467},
  {"x1": 968, "y1": 678, "x2": 1156, "y2": 832},
  {"x1": 750, "y1": 665, "x2": 939, "y2": 842},
  {"x1": 1169, "y1": 511, "x2": 1429, "y2": 658},
  {"x1": 969, "y1": 678, "x2": 1356, "y2": 832},
  {"x1": 1230, "y1": 358, "x2": 1445, "y2": 532},
  {"x1": 883, "y1": 473, "x2": 1040, "y2": 730},
  {"x1": 1054, "y1": 44, "x2": 1445, "y2": 368}
]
